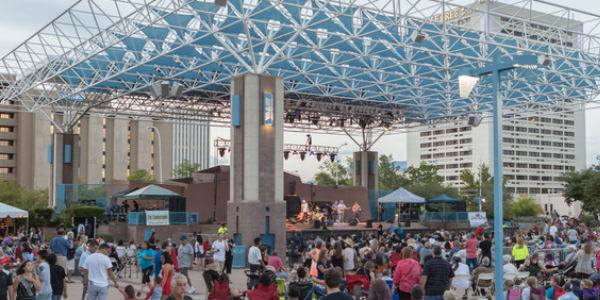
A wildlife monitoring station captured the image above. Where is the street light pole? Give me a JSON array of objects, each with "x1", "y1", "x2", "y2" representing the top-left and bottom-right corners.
[
  {"x1": 459, "y1": 54, "x2": 541, "y2": 300},
  {"x1": 335, "y1": 142, "x2": 348, "y2": 185},
  {"x1": 147, "y1": 126, "x2": 163, "y2": 182}
]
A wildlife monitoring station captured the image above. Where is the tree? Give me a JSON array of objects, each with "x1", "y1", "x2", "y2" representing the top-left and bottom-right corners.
[
  {"x1": 460, "y1": 164, "x2": 513, "y2": 219},
  {"x1": 173, "y1": 159, "x2": 202, "y2": 178},
  {"x1": 562, "y1": 166, "x2": 600, "y2": 214},
  {"x1": 511, "y1": 196, "x2": 544, "y2": 217},
  {"x1": 378, "y1": 154, "x2": 410, "y2": 190},
  {"x1": 0, "y1": 180, "x2": 48, "y2": 211},
  {"x1": 402, "y1": 163, "x2": 459, "y2": 199},
  {"x1": 404, "y1": 162, "x2": 444, "y2": 185},
  {"x1": 127, "y1": 169, "x2": 156, "y2": 183},
  {"x1": 313, "y1": 158, "x2": 353, "y2": 186}
]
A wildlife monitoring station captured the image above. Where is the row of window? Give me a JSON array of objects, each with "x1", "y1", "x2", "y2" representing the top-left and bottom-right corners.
[
  {"x1": 435, "y1": 163, "x2": 473, "y2": 170},
  {"x1": 0, "y1": 167, "x2": 12, "y2": 174},
  {"x1": 420, "y1": 138, "x2": 472, "y2": 148},
  {"x1": 505, "y1": 174, "x2": 563, "y2": 182},
  {"x1": 0, "y1": 140, "x2": 13, "y2": 146},
  {"x1": 503, "y1": 162, "x2": 575, "y2": 171},
  {"x1": 421, "y1": 150, "x2": 473, "y2": 159},
  {"x1": 508, "y1": 187, "x2": 564, "y2": 194},
  {"x1": 420, "y1": 127, "x2": 472, "y2": 136},
  {"x1": 503, "y1": 150, "x2": 576, "y2": 157},
  {"x1": 503, "y1": 138, "x2": 575, "y2": 145},
  {"x1": 502, "y1": 126, "x2": 575, "y2": 137}
]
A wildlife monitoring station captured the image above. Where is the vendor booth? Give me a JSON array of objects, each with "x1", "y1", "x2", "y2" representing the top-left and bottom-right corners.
[
  {"x1": 377, "y1": 187, "x2": 424, "y2": 223},
  {"x1": 425, "y1": 194, "x2": 467, "y2": 222},
  {"x1": 0, "y1": 202, "x2": 29, "y2": 235}
]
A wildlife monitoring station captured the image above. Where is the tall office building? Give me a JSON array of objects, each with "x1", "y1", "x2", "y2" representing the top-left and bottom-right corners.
[{"x1": 407, "y1": 1, "x2": 586, "y2": 215}]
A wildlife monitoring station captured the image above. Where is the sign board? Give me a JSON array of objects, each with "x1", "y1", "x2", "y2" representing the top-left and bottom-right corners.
[
  {"x1": 468, "y1": 212, "x2": 487, "y2": 227},
  {"x1": 146, "y1": 210, "x2": 169, "y2": 226},
  {"x1": 263, "y1": 93, "x2": 274, "y2": 125}
]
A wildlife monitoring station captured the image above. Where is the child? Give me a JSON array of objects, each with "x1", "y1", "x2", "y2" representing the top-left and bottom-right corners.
[
  {"x1": 208, "y1": 273, "x2": 230, "y2": 300},
  {"x1": 582, "y1": 279, "x2": 598, "y2": 300},
  {"x1": 522, "y1": 276, "x2": 537, "y2": 300},
  {"x1": 504, "y1": 280, "x2": 521, "y2": 300},
  {"x1": 145, "y1": 277, "x2": 162, "y2": 300},
  {"x1": 558, "y1": 282, "x2": 581, "y2": 300},
  {"x1": 118, "y1": 285, "x2": 139, "y2": 300},
  {"x1": 546, "y1": 275, "x2": 563, "y2": 300}
]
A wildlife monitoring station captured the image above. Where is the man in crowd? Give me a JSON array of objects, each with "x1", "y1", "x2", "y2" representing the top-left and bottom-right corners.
[
  {"x1": 465, "y1": 233, "x2": 479, "y2": 271},
  {"x1": 164, "y1": 274, "x2": 192, "y2": 300},
  {"x1": 321, "y1": 268, "x2": 352, "y2": 300},
  {"x1": 422, "y1": 246, "x2": 454, "y2": 300},
  {"x1": 36, "y1": 250, "x2": 52, "y2": 300},
  {"x1": 49, "y1": 228, "x2": 71, "y2": 272},
  {"x1": 177, "y1": 235, "x2": 196, "y2": 294},
  {"x1": 248, "y1": 237, "x2": 264, "y2": 272},
  {"x1": 82, "y1": 244, "x2": 119, "y2": 300},
  {"x1": 0, "y1": 257, "x2": 13, "y2": 300}
]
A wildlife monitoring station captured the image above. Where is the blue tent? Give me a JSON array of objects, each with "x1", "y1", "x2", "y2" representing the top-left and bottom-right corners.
[{"x1": 425, "y1": 194, "x2": 464, "y2": 204}]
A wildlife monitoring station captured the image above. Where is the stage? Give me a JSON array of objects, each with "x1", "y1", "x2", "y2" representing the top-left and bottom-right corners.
[{"x1": 285, "y1": 220, "x2": 428, "y2": 239}]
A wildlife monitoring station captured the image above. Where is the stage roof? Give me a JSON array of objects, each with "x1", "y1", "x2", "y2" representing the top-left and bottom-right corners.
[{"x1": 1, "y1": 0, "x2": 600, "y2": 133}]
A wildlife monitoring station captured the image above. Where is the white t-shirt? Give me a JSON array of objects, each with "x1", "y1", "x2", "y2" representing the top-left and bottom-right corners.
[
  {"x1": 503, "y1": 263, "x2": 518, "y2": 274},
  {"x1": 83, "y1": 253, "x2": 113, "y2": 287},
  {"x1": 549, "y1": 225, "x2": 558, "y2": 237},
  {"x1": 343, "y1": 247, "x2": 356, "y2": 270},
  {"x1": 195, "y1": 241, "x2": 204, "y2": 255},
  {"x1": 248, "y1": 246, "x2": 262, "y2": 265},
  {"x1": 212, "y1": 240, "x2": 227, "y2": 262}
]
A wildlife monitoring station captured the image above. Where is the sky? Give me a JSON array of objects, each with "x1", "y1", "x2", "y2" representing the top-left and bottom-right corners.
[{"x1": 0, "y1": 0, "x2": 598, "y2": 182}]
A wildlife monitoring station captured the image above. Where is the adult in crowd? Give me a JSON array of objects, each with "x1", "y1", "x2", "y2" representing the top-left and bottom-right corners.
[
  {"x1": 49, "y1": 228, "x2": 71, "y2": 272},
  {"x1": 267, "y1": 251, "x2": 287, "y2": 278},
  {"x1": 0, "y1": 257, "x2": 13, "y2": 300},
  {"x1": 478, "y1": 234, "x2": 492, "y2": 266},
  {"x1": 368, "y1": 279, "x2": 393, "y2": 300},
  {"x1": 321, "y1": 267, "x2": 353, "y2": 300},
  {"x1": 393, "y1": 246, "x2": 422, "y2": 300},
  {"x1": 574, "y1": 242, "x2": 595, "y2": 278},
  {"x1": 248, "y1": 238, "x2": 264, "y2": 272},
  {"x1": 36, "y1": 250, "x2": 53, "y2": 300},
  {"x1": 48, "y1": 253, "x2": 67, "y2": 300},
  {"x1": 139, "y1": 241, "x2": 155, "y2": 294},
  {"x1": 153, "y1": 242, "x2": 165, "y2": 279},
  {"x1": 160, "y1": 251, "x2": 175, "y2": 300},
  {"x1": 247, "y1": 271, "x2": 278, "y2": 300},
  {"x1": 82, "y1": 244, "x2": 119, "y2": 300},
  {"x1": 177, "y1": 235, "x2": 196, "y2": 294},
  {"x1": 224, "y1": 232, "x2": 235, "y2": 274},
  {"x1": 79, "y1": 240, "x2": 98, "y2": 300},
  {"x1": 65, "y1": 231, "x2": 76, "y2": 283},
  {"x1": 163, "y1": 274, "x2": 192, "y2": 300},
  {"x1": 512, "y1": 237, "x2": 529, "y2": 269},
  {"x1": 422, "y1": 246, "x2": 454, "y2": 300},
  {"x1": 464, "y1": 233, "x2": 478, "y2": 271},
  {"x1": 210, "y1": 233, "x2": 228, "y2": 274},
  {"x1": 14, "y1": 260, "x2": 40, "y2": 300}
]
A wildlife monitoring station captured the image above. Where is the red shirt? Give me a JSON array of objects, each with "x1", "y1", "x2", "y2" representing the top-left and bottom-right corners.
[
  {"x1": 247, "y1": 283, "x2": 278, "y2": 300},
  {"x1": 475, "y1": 227, "x2": 484, "y2": 238},
  {"x1": 393, "y1": 258, "x2": 422, "y2": 293},
  {"x1": 268, "y1": 256, "x2": 283, "y2": 273},
  {"x1": 465, "y1": 238, "x2": 478, "y2": 259}
]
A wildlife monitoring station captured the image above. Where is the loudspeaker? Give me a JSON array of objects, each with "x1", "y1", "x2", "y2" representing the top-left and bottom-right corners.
[
  {"x1": 313, "y1": 220, "x2": 321, "y2": 229},
  {"x1": 366, "y1": 220, "x2": 373, "y2": 228},
  {"x1": 348, "y1": 219, "x2": 358, "y2": 226},
  {"x1": 410, "y1": 209, "x2": 419, "y2": 220},
  {"x1": 468, "y1": 115, "x2": 482, "y2": 127}
]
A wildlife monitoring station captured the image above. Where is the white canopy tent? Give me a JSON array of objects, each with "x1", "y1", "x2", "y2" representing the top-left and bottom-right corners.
[
  {"x1": 0, "y1": 202, "x2": 28, "y2": 218},
  {"x1": 377, "y1": 188, "x2": 424, "y2": 203}
]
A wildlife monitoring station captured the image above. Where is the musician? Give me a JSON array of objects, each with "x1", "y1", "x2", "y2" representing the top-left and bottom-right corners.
[
  {"x1": 331, "y1": 201, "x2": 339, "y2": 222},
  {"x1": 352, "y1": 202, "x2": 362, "y2": 219},
  {"x1": 337, "y1": 200, "x2": 348, "y2": 222}
]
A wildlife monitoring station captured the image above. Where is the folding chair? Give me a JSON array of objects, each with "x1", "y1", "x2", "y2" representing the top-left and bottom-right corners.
[
  {"x1": 505, "y1": 273, "x2": 517, "y2": 282},
  {"x1": 276, "y1": 278, "x2": 287, "y2": 300},
  {"x1": 346, "y1": 274, "x2": 370, "y2": 299},
  {"x1": 476, "y1": 272, "x2": 494, "y2": 297}
]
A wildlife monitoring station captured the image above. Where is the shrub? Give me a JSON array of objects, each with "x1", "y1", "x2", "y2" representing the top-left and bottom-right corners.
[
  {"x1": 580, "y1": 215, "x2": 596, "y2": 227},
  {"x1": 29, "y1": 208, "x2": 56, "y2": 228},
  {"x1": 62, "y1": 205, "x2": 105, "y2": 227},
  {"x1": 98, "y1": 233, "x2": 114, "y2": 243}
]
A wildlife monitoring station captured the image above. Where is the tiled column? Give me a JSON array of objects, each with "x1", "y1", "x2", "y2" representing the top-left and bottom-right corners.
[{"x1": 227, "y1": 74, "x2": 285, "y2": 258}]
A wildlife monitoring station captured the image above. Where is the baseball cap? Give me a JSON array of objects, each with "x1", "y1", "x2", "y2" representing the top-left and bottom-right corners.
[
  {"x1": 568, "y1": 245, "x2": 577, "y2": 251},
  {"x1": 180, "y1": 235, "x2": 188, "y2": 240},
  {"x1": 265, "y1": 265, "x2": 277, "y2": 273}
]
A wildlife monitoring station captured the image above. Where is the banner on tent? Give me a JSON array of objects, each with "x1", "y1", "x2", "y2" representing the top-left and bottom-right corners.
[
  {"x1": 146, "y1": 210, "x2": 169, "y2": 225},
  {"x1": 468, "y1": 212, "x2": 487, "y2": 227}
]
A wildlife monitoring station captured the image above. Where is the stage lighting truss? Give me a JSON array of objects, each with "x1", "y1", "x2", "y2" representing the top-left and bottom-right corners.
[
  {"x1": 213, "y1": 138, "x2": 340, "y2": 161},
  {"x1": 2, "y1": 0, "x2": 600, "y2": 134}
]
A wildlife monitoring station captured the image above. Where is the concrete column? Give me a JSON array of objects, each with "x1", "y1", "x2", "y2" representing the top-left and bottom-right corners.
[
  {"x1": 50, "y1": 133, "x2": 80, "y2": 208},
  {"x1": 129, "y1": 120, "x2": 153, "y2": 172},
  {"x1": 227, "y1": 74, "x2": 286, "y2": 258},
  {"x1": 16, "y1": 111, "x2": 51, "y2": 190},
  {"x1": 154, "y1": 122, "x2": 173, "y2": 179},
  {"x1": 79, "y1": 117, "x2": 103, "y2": 184},
  {"x1": 353, "y1": 151, "x2": 379, "y2": 190},
  {"x1": 105, "y1": 118, "x2": 128, "y2": 182}
]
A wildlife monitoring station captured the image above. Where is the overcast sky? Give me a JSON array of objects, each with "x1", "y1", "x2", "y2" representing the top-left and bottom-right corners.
[{"x1": 1, "y1": 0, "x2": 598, "y2": 182}]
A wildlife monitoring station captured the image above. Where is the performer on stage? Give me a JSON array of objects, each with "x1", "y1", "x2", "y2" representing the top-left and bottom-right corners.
[
  {"x1": 337, "y1": 200, "x2": 348, "y2": 222},
  {"x1": 352, "y1": 202, "x2": 362, "y2": 219},
  {"x1": 331, "y1": 201, "x2": 339, "y2": 222}
]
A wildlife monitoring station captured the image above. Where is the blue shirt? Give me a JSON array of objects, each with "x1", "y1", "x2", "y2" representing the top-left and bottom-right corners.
[
  {"x1": 154, "y1": 249, "x2": 163, "y2": 277},
  {"x1": 546, "y1": 286, "x2": 556, "y2": 300},
  {"x1": 49, "y1": 236, "x2": 70, "y2": 256},
  {"x1": 139, "y1": 249, "x2": 155, "y2": 270}
]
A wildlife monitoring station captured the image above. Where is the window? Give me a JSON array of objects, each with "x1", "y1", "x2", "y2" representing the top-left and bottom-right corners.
[
  {"x1": 541, "y1": 176, "x2": 552, "y2": 181},
  {"x1": 528, "y1": 140, "x2": 540, "y2": 145},
  {"x1": 553, "y1": 131, "x2": 563, "y2": 136},
  {"x1": 529, "y1": 152, "x2": 540, "y2": 157},
  {"x1": 516, "y1": 138, "x2": 528, "y2": 144},
  {"x1": 516, "y1": 175, "x2": 527, "y2": 180},
  {"x1": 552, "y1": 119, "x2": 563, "y2": 124},
  {"x1": 564, "y1": 131, "x2": 575, "y2": 137},
  {"x1": 529, "y1": 176, "x2": 540, "y2": 181},
  {"x1": 530, "y1": 188, "x2": 540, "y2": 193},
  {"x1": 541, "y1": 129, "x2": 552, "y2": 135},
  {"x1": 503, "y1": 125, "x2": 514, "y2": 131},
  {"x1": 516, "y1": 151, "x2": 528, "y2": 156},
  {"x1": 446, "y1": 176, "x2": 459, "y2": 181},
  {"x1": 507, "y1": 187, "x2": 516, "y2": 193},
  {"x1": 446, "y1": 128, "x2": 458, "y2": 134},
  {"x1": 420, "y1": 131, "x2": 431, "y2": 137},
  {"x1": 564, "y1": 120, "x2": 574, "y2": 125},
  {"x1": 515, "y1": 127, "x2": 527, "y2": 133},
  {"x1": 517, "y1": 187, "x2": 528, "y2": 194},
  {"x1": 516, "y1": 163, "x2": 528, "y2": 168},
  {"x1": 460, "y1": 150, "x2": 472, "y2": 156},
  {"x1": 460, "y1": 163, "x2": 472, "y2": 168},
  {"x1": 552, "y1": 142, "x2": 563, "y2": 147},
  {"x1": 420, "y1": 154, "x2": 431, "y2": 159},
  {"x1": 503, "y1": 138, "x2": 514, "y2": 143},
  {"x1": 565, "y1": 154, "x2": 575, "y2": 159},
  {"x1": 0, "y1": 140, "x2": 13, "y2": 146},
  {"x1": 0, "y1": 113, "x2": 13, "y2": 119},
  {"x1": 434, "y1": 130, "x2": 444, "y2": 135},
  {"x1": 553, "y1": 153, "x2": 563, "y2": 159},
  {"x1": 460, "y1": 138, "x2": 472, "y2": 144},
  {"x1": 433, "y1": 153, "x2": 445, "y2": 158},
  {"x1": 420, "y1": 143, "x2": 431, "y2": 148},
  {"x1": 528, "y1": 128, "x2": 539, "y2": 133},
  {"x1": 0, "y1": 154, "x2": 12, "y2": 160},
  {"x1": 541, "y1": 141, "x2": 551, "y2": 146},
  {"x1": 565, "y1": 143, "x2": 575, "y2": 148},
  {"x1": 0, "y1": 167, "x2": 12, "y2": 174},
  {"x1": 433, "y1": 141, "x2": 445, "y2": 147},
  {"x1": 459, "y1": 127, "x2": 472, "y2": 132},
  {"x1": 446, "y1": 140, "x2": 458, "y2": 146},
  {"x1": 504, "y1": 162, "x2": 513, "y2": 168},
  {"x1": 541, "y1": 117, "x2": 552, "y2": 123},
  {"x1": 503, "y1": 150, "x2": 515, "y2": 155},
  {"x1": 529, "y1": 164, "x2": 539, "y2": 169},
  {"x1": 447, "y1": 164, "x2": 459, "y2": 169},
  {"x1": 542, "y1": 165, "x2": 552, "y2": 170},
  {"x1": 436, "y1": 165, "x2": 446, "y2": 170},
  {"x1": 0, "y1": 127, "x2": 13, "y2": 133},
  {"x1": 446, "y1": 152, "x2": 458, "y2": 157},
  {"x1": 541, "y1": 153, "x2": 552, "y2": 158},
  {"x1": 505, "y1": 175, "x2": 515, "y2": 180},
  {"x1": 554, "y1": 165, "x2": 564, "y2": 170}
]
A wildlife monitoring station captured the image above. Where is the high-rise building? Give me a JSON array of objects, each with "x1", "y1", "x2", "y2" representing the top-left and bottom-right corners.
[{"x1": 407, "y1": 1, "x2": 586, "y2": 216}]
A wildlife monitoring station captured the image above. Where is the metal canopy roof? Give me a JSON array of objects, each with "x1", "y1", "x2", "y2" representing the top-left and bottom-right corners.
[{"x1": 1, "y1": 0, "x2": 600, "y2": 133}]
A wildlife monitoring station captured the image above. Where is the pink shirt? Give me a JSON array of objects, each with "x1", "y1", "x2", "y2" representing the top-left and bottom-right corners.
[
  {"x1": 393, "y1": 259, "x2": 422, "y2": 293},
  {"x1": 465, "y1": 238, "x2": 478, "y2": 259},
  {"x1": 268, "y1": 255, "x2": 283, "y2": 273}
]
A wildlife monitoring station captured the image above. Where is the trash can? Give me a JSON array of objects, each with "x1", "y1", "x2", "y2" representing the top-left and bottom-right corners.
[{"x1": 232, "y1": 246, "x2": 246, "y2": 269}]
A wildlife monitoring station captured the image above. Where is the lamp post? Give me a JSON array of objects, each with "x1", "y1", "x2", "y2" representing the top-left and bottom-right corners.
[
  {"x1": 146, "y1": 126, "x2": 163, "y2": 182},
  {"x1": 335, "y1": 142, "x2": 348, "y2": 185},
  {"x1": 459, "y1": 54, "x2": 541, "y2": 300}
]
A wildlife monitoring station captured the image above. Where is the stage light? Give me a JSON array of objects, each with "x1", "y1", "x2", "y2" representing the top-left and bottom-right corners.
[
  {"x1": 299, "y1": 151, "x2": 306, "y2": 161},
  {"x1": 323, "y1": 153, "x2": 328, "y2": 158},
  {"x1": 329, "y1": 119, "x2": 334, "y2": 126},
  {"x1": 329, "y1": 153, "x2": 336, "y2": 162},
  {"x1": 338, "y1": 118, "x2": 345, "y2": 127},
  {"x1": 309, "y1": 151, "x2": 314, "y2": 157},
  {"x1": 382, "y1": 122, "x2": 391, "y2": 131},
  {"x1": 295, "y1": 109, "x2": 301, "y2": 121},
  {"x1": 293, "y1": 151, "x2": 298, "y2": 156},
  {"x1": 316, "y1": 153, "x2": 323, "y2": 162},
  {"x1": 286, "y1": 113, "x2": 295, "y2": 123},
  {"x1": 468, "y1": 115, "x2": 482, "y2": 127},
  {"x1": 218, "y1": 147, "x2": 226, "y2": 157},
  {"x1": 311, "y1": 116, "x2": 320, "y2": 126},
  {"x1": 410, "y1": 30, "x2": 425, "y2": 43},
  {"x1": 284, "y1": 151, "x2": 290, "y2": 160}
]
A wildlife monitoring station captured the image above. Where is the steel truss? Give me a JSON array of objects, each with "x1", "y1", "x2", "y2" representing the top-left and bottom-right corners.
[{"x1": 1, "y1": 0, "x2": 600, "y2": 133}]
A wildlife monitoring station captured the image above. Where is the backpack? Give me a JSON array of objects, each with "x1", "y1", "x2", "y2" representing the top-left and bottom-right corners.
[
  {"x1": 530, "y1": 287, "x2": 545, "y2": 300},
  {"x1": 508, "y1": 289, "x2": 522, "y2": 300},
  {"x1": 553, "y1": 287, "x2": 566, "y2": 300}
]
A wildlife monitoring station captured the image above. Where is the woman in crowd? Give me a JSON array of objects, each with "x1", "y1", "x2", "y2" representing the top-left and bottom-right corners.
[
  {"x1": 160, "y1": 251, "x2": 174, "y2": 300},
  {"x1": 575, "y1": 243, "x2": 595, "y2": 278},
  {"x1": 329, "y1": 242, "x2": 345, "y2": 275},
  {"x1": 14, "y1": 260, "x2": 41, "y2": 300},
  {"x1": 392, "y1": 247, "x2": 422, "y2": 300},
  {"x1": 512, "y1": 237, "x2": 529, "y2": 269}
]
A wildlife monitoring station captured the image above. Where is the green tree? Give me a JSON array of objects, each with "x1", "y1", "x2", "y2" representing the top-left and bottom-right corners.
[
  {"x1": 127, "y1": 169, "x2": 156, "y2": 183},
  {"x1": 562, "y1": 165, "x2": 600, "y2": 214},
  {"x1": 173, "y1": 159, "x2": 202, "y2": 178},
  {"x1": 378, "y1": 154, "x2": 410, "y2": 190},
  {"x1": 511, "y1": 196, "x2": 544, "y2": 217},
  {"x1": 402, "y1": 163, "x2": 459, "y2": 199},
  {"x1": 0, "y1": 180, "x2": 48, "y2": 210},
  {"x1": 404, "y1": 162, "x2": 444, "y2": 184},
  {"x1": 313, "y1": 158, "x2": 353, "y2": 186},
  {"x1": 460, "y1": 164, "x2": 513, "y2": 219}
]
